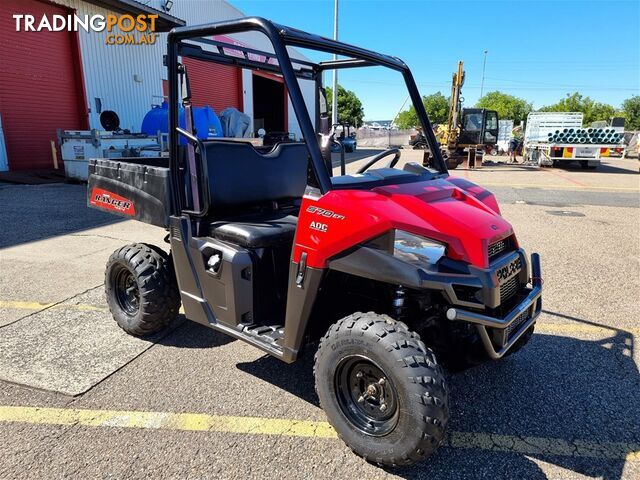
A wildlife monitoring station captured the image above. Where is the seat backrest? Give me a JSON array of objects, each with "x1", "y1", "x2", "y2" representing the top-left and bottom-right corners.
[{"x1": 202, "y1": 141, "x2": 308, "y2": 207}]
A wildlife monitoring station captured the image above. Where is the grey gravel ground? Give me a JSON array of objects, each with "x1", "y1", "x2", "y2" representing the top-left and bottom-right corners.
[{"x1": 0, "y1": 158, "x2": 638, "y2": 479}]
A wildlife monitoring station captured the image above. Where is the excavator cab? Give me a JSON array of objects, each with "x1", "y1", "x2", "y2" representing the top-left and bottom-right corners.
[{"x1": 458, "y1": 108, "x2": 499, "y2": 146}]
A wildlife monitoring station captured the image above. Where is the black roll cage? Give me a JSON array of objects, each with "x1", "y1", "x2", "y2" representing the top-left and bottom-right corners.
[{"x1": 166, "y1": 16, "x2": 446, "y2": 216}]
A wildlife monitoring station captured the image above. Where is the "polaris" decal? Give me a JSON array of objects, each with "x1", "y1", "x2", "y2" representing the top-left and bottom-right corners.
[{"x1": 90, "y1": 188, "x2": 135, "y2": 216}]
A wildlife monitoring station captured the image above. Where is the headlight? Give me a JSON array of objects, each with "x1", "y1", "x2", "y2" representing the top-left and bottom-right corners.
[{"x1": 393, "y1": 230, "x2": 446, "y2": 266}]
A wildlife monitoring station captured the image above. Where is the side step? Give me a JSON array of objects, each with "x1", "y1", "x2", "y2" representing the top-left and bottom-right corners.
[
  {"x1": 240, "y1": 324, "x2": 285, "y2": 348},
  {"x1": 205, "y1": 320, "x2": 287, "y2": 359},
  {"x1": 189, "y1": 295, "x2": 289, "y2": 360}
]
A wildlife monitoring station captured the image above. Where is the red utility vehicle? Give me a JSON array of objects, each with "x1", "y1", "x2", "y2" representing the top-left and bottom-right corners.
[{"x1": 88, "y1": 18, "x2": 542, "y2": 466}]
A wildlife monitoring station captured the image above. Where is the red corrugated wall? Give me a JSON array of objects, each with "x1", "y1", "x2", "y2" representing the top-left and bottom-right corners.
[
  {"x1": 0, "y1": 0, "x2": 86, "y2": 170},
  {"x1": 183, "y1": 57, "x2": 242, "y2": 114}
]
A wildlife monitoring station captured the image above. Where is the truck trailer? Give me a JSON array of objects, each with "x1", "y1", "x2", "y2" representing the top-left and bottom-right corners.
[{"x1": 523, "y1": 112, "x2": 625, "y2": 169}]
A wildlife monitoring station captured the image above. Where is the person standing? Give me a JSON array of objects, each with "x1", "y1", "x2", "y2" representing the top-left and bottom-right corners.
[
  {"x1": 508, "y1": 136, "x2": 519, "y2": 163},
  {"x1": 508, "y1": 125, "x2": 524, "y2": 163}
]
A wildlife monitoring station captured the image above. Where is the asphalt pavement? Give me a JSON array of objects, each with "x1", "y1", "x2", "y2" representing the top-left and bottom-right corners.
[{"x1": 0, "y1": 156, "x2": 638, "y2": 479}]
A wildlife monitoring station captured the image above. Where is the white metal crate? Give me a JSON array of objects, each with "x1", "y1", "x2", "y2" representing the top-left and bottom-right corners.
[{"x1": 496, "y1": 119, "x2": 514, "y2": 152}]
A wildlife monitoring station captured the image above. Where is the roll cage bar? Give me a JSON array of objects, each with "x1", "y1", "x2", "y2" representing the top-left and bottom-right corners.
[{"x1": 166, "y1": 17, "x2": 446, "y2": 216}]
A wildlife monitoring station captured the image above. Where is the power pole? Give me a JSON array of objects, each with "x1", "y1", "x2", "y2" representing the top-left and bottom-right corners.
[
  {"x1": 480, "y1": 50, "x2": 488, "y2": 99},
  {"x1": 331, "y1": 0, "x2": 339, "y2": 126}
]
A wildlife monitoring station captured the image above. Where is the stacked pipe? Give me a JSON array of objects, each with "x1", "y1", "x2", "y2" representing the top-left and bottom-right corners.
[{"x1": 546, "y1": 128, "x2": 623, "y2": 144}]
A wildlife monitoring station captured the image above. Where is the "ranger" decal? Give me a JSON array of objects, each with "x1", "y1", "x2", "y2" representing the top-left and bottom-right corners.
[{"x1": 90, "y1": 188, "x2": 135, "y2": 216}]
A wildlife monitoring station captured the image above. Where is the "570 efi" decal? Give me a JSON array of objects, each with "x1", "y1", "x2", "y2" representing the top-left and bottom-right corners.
[{"x1": 306, "y1": 206, "x2": 345, "y2": 220}]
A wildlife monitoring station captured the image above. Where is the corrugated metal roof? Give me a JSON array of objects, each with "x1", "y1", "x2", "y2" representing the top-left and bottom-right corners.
[{"x1": 83, "y1": 0, "x2": 185, "y2": 31}]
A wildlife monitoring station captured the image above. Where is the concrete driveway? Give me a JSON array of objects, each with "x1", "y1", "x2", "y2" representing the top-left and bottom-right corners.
[{"x1": 0, "y1": 158, "x2": 638, "y2": 479}]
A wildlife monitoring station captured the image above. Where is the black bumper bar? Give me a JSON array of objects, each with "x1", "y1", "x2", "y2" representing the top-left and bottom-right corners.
[{"x1": 446, "y1": 253, "x2": 543, "y2": 359}]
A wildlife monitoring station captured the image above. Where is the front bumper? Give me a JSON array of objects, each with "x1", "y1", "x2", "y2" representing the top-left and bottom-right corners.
[{"x1": 445, "y1": 253, "x2": 542, "y2": 359}]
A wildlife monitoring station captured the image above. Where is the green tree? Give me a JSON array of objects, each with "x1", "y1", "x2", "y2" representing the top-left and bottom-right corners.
[
  {"x1": 622, "y1": 95, "x2": 640, "y2": 130},
  {"x1": 395, "y1": 108, "x2": 418, "y2": 129},
  {"x1": 589, "y1": 102, "x2": 617, "y2": 124},
  {"x1": 539, "y1": 92, "x2": 619, "y2": 125},
  {"x1": 394, "y1": 92, "x2": 450, "y2": 129},
  {"x1": 422, "y1": 92, "x2": 450, "y2": 124},
  {"x1": 326, "y1": 86, "x2": 364, "y2": 127},
  {"x1": 539, "y1": 92, "x2": 590, "y2": 114},
  {"x1": 476, "y1": 91, "x2": 532, "y2": 124}
]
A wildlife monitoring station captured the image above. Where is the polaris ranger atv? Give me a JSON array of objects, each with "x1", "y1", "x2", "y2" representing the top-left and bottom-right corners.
[{"x1": 88, "y1": 18, "x2": 542, "y2": 467}]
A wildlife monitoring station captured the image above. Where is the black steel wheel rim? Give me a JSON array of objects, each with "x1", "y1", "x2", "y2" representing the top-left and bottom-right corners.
[
  {"x1": 114, "y1": 266, "x2": 139, "y2": 315},
  {"x1": 334, "y1": 355, "x2": 399, "y2": 436}
]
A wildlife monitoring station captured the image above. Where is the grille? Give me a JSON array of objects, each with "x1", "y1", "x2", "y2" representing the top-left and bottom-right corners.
[
  {"x1": 500, "y1": 275, "x2": 520, "y2": 304},
  {"x1": 506, "y1": 311, "x2": 530, "y2": 340},
  {"x1": 488, "y1": 237, "x2": 513, "y2": 262}
]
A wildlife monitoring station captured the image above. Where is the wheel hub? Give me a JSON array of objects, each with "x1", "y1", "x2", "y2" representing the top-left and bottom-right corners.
[
  {"x1": 335, "y1": 356, "x2": 399, "y2": 436},
  {"x1": 114, "y1": 267, "x2": 139, "y2": 315}
]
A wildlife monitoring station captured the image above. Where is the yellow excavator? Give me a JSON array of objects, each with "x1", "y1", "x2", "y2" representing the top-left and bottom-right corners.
[{"x1": 432, "y1": 61, "x2": 499, "y2": 168}]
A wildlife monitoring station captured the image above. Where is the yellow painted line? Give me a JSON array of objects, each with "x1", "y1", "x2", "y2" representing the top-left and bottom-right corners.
[
  {"x1": 0, "y1": 300, "x2": 53, "y2": 310},
  {"x1": 473, "y1": 182, "x2": 639, "y2": 192},
  {"x1": 0, "y1": 301, "x2": 186, "y2": 314},
  {"x1": 0, "y1": 406, "x2": 638, "y2": 462},
  {"x1": 0, "y1": 300, "x2": 107, "y2": 312},
  {"x1": 446, "y1": 431, "x2": 640, "y2": 462},
  {"x1": 535, "y1": 323, "x2": 640, "y2": 336},
  {"x1": 1, "y1": 300, "x2": 636, "y2": 335},
  {"x1": 0, "y1": 406, "x2": 336, "y2": 439}
]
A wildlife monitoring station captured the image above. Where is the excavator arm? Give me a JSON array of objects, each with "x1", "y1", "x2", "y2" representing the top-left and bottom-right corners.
[{"x1": 446, "y1": 61, "x2": 465, "y2": 149}]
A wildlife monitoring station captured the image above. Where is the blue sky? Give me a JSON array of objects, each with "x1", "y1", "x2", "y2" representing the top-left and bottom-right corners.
[{"x1": 233, "y1": 0, "x2": 640, "y2": 120}]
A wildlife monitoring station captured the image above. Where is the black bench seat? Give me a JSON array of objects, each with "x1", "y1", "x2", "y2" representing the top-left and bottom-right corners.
[{"x1": 209, "y1": 212, "x2": 298, "y2": 248}]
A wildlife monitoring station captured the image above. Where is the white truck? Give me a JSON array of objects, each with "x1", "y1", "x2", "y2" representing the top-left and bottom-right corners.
[{"x1": 523, "y1": 112, "x2": 625, "y2": 169}]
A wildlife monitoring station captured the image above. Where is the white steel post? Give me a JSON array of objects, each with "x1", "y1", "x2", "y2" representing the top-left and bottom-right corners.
[{"x1": 480, "y1": 50, "x2": 488, "y2": 99}]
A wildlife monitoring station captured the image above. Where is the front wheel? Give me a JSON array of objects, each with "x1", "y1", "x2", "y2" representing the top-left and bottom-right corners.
[{"x1": 314, "y1": 312, "x2": 449, "y2": 466}]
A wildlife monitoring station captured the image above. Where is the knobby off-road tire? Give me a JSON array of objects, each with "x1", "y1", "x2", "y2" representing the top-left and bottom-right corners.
[
  {"x1": 105, "y1": 243, "x2": 181, "y2": 336},
  {"x1": 314, "y1": 312, "x2": 449, "y2": 467}
]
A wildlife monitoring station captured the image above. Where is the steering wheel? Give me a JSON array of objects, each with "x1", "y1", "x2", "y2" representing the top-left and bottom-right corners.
[{"x1": 356, "y1": 148, "x2": 401, "y2": 174}]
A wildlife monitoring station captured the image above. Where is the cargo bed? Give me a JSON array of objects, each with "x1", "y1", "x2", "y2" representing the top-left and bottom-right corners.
[{"x1": 87, "y1": 158, "x2": 171, "y2": 228}]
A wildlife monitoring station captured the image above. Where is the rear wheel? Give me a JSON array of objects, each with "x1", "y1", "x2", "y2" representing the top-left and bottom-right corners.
[
  {"x1": 314, "y1": 312, "x2": 449, "y2": 466},
  {"x1": 105, "y1": 243, "x2": 181, "y2": 336}
]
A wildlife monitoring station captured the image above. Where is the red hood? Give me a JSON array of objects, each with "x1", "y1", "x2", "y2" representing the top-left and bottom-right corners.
[
  {"x1": 295, "y1": 177, "x2": 515, "y2": 269},
  {"x1": 373, "y1": 178, "x2": 514, "y2": 267}
]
